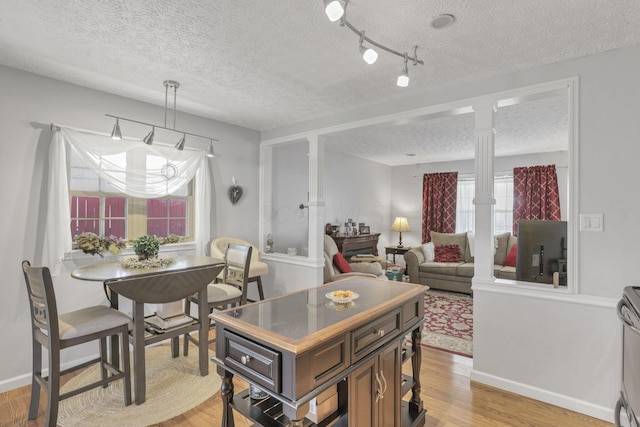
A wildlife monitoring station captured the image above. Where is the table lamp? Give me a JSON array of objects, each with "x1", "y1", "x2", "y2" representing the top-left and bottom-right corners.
[{"x1": 391, "y1": 216, "x2": 411, "y2": 248}]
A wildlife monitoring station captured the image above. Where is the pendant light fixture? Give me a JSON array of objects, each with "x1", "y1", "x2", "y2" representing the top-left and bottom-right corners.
[
  {"x1": 323, "y1": 0, "x2": 427, "y2": 86},
  {"x1": 106, "y1": 80, "x2": 219, "y2": 154}
]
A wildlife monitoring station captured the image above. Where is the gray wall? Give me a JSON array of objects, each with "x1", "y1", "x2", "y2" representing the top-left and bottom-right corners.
[{"x1": 0, "y1": 65, "x2": 260, "y2": 391}]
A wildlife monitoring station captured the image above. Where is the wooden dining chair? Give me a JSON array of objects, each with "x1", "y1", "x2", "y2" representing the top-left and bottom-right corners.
[
  {"x1": 22, "y1": 260, "x2": 132, "y2": 427},
  {"x1": 183, "y1": 244, "x2": 252, "y2": 355}
]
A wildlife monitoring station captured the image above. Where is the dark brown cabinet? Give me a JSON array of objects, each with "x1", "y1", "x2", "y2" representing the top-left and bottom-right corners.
[
  {"x1": 350, "y1": 342, "x2": 401, "y2": 427},
  {"x1": 332, "y1": 233, "x2": 380, "y2": 257}
]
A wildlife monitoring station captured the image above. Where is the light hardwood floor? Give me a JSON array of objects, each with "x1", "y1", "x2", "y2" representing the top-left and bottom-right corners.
[{"x1": 0, "y1": 342, "x2": 613, "y2": 427}]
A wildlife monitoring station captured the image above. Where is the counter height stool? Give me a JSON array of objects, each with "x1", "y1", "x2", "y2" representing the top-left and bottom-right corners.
[
  {"x1": 183, "y1": 244, "x2": 252, "y2": 355},
  {"x1": 210, "y1": 237, "x2": 267, "y2": 301},
  {"x1": 22, "y1": 260, "x2": 132, "y2": 427}
]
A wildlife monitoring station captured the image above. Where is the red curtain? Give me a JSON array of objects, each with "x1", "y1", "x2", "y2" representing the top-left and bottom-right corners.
[
  {"x1": 422, "y1": 172, "x2": 458, "y2": 243},
  {"x1": 512, "y1": 165, "x2": 561, "y2": 236}
]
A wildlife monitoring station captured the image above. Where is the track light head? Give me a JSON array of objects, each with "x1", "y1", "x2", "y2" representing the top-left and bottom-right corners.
[
  {"x1": 324, "y1": 0, "x2": 344, "y2": 22},
  {"x1": 359, "y1": 44, "x2": 378, "y2": 64},
  {"x1": 175, "y1": 134, "x2": 186, "y2": 151},
  {"x1": 111, "y1": 119, "x2": 122, "y2": 140},
  {"x1": 206, "y1": 140, "x2": 216, "y2": 158},
  {"x1": 358, "y1": 31, "x2": 378, "y2": 64},
  {"x1": 143, "y1": 127, "x2": 154, "y2": 145},
  {"x1": 397, "y1": 56, "x2": 410, "y2": 87}
]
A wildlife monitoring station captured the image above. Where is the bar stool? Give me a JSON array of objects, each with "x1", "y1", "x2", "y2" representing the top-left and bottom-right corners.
[{"x1": 22, "y1": 260, "x2": 132, "y2": 427}]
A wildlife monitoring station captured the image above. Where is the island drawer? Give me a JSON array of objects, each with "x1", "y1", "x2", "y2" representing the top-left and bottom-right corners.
[
  {"x1": 351, "y1": 309, "x2": 401, "y2": 361},
  {"x1": 221, "y1": 329, "x2": 281, "y2": 393}
]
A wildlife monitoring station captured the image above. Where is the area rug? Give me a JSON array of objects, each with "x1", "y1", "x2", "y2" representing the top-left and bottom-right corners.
[
  {"x1": 422, "y1": 289, "x2": 473, "y2": 357},
  {"x1": 58, "y1": 346, "x2": 220, "y2": 426}
]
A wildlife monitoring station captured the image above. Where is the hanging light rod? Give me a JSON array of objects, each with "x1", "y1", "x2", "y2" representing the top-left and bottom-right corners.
[
  {"x1": 325, "y1": 0, "x2": 424, "y2": 65},
  {"x1": 105, "y1": 114, "x2": 219, "y2": 143}
]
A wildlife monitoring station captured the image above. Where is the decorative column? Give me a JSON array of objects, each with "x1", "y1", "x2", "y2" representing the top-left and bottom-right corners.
[
  {"x1": 307, "y1": 135, "x2": 326, "y2": 265},
  {"x1": 472, "y1": 100, "x2": 497, "y2": 281}
]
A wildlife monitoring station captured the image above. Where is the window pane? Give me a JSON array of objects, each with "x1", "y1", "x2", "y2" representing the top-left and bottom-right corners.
[
  {"x1": 170, "y1": 199, "x2": 186, "y2": 217},
  {"x1": 105, "y1": 219, "x2": 126, "y2": 238},
  {"x1": 147, "y1": 199, "x2": 167, "y2": 218},
  {"x1": 104, "y1": 197, "x2": 126, "y2": 238},
  {"x1": 105, "y1": 197, "x2": 126, "y2": 217},
  {"x1": 147, "y1": 219, "x2": 167, "y2": 237},
  {"x1": 71, "y1": 219, "x2": 99, "y2": 237},
  {"x1": 169, "y1": 219, "x2": 186, "y2": 236}
]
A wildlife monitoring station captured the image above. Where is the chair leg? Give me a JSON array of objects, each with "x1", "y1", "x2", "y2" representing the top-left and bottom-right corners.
[
  {"x1": 120, "y1": 325, "x2": 132, "y2": 406},
  {"x1": 100, "y1": 337, "x2": 108, "y2": 388},
  {"x1": 46, "y1": 346, "x2": 60, "y2": 427},
  {"x1": 28, "y1": 339, "x2": 41, "y2": 420},
  {"x1": 183, "y1": 298, "x2": 192, "y2": 356},
  {"x1": 256, "y1": 276, "x2": 265, "y2": 301}
]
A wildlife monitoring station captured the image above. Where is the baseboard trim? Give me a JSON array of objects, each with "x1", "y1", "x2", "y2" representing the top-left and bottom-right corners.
[
  {"x1": 470, "y1": 369, "x2": 614, "y2": 423},
  {"x1": 0, "y1": 353, "x2": 100, "y2": 394}
]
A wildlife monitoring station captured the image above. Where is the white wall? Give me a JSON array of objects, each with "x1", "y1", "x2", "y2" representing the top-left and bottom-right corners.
[
  {"x1": 0, "y1": 65, "x2": 261, "y2": 392},
  {"x1": 324, "y1": 148, "x2": 393, "y2": 254},
  {"x1": 263, "y1": 43, "x2": 640, "y2": 422}
]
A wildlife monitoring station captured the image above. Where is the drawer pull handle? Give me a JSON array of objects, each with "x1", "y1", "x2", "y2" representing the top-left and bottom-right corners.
[
  {"x1": 374, "y1": 329, "x2": 385, "y2": 337},
  {"x1": 240, "y1": 355, "x2": 251, "y2": 365}
]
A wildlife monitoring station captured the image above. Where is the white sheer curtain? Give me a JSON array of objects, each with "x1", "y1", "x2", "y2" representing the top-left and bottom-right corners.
[{"x1": 44, "y1": 126, "x2": 212, "y2": 274}]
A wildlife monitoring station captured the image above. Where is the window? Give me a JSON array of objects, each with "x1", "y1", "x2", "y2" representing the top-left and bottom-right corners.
[
  {"x1": 69, "y1": 148, "x2": 192, "y2": 241},
  {"x1": 455, "y1": 174, "x2": 513, "y2": 234}
]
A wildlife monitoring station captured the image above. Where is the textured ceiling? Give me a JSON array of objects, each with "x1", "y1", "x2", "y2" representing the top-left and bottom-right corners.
[{"x1": 1, "y1": 0, "x2": 639, "y2": 165}]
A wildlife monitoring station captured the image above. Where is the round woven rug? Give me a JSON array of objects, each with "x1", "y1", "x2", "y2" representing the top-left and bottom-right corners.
[{"x1": 58, "y1": 346, "x2": 220, "y2": 426}]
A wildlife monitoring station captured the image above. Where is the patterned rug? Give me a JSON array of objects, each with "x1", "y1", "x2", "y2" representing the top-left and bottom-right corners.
[
  {"x1": 422, "y1": 289, "x2": 473, "y2": 357},
  {"x1": 58, "y1": 346, "x2": 220, "y2": 426}
]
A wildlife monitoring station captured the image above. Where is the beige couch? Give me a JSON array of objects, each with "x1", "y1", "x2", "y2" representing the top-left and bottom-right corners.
[{"x1": 404, "y1": 231, "x2": 517, "y2": 294}]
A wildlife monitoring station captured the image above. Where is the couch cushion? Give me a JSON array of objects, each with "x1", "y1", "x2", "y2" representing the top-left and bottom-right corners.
[
  {"x1": 456, "y1": 262, "x2": 505, "y2": 278},
  {"x1": 419, "y1": 261, "x2": 463, "y2": 276},
  {"x1": 497, "y1": 265, "x2": 516, "y2": 280},
  {"x1": 434, "y1": 244, "x2": 462, "y2": 262},
  {"x1": 503, "y1": 243, "x2": 517, "y2": 267},
  {"x1": 430, "y1": 231, "x2": 467, "y2": 263},
  {"x1": 464, "y1": 231, "x2": 474, "y2": 262},
  {"x1": 421, "y1": 242, "x2": 435, "y2": 262},
  {"x1": 493, "y1": 232, "x2": 511, "y2": 265},
  {"x1": 333, "y1": 253, "x2": 352, "y2": 273}
]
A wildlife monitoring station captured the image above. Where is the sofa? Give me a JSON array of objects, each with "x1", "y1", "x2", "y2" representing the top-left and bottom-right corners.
[{"x1": 404, "y1": 231, "x2": 517, "y2": 294}]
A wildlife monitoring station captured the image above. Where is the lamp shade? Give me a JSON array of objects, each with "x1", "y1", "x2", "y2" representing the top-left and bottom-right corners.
[{"x1": 391, "y1": 216, "x2": 411, "y2": 232}]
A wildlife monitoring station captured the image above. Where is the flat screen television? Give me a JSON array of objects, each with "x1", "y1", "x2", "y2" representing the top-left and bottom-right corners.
[{"x1": 516, "y1": 220, "x2": 567, "y2": 285}]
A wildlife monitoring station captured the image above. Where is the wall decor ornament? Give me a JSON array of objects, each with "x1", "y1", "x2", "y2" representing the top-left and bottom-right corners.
[{"x1": 228, "y1": 176, "x2": 243, "y2": 205}]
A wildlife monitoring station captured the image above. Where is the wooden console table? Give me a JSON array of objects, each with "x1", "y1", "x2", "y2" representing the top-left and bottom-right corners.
[
  {"x1": 332, "y1": 233, "x2": 380, "y2": 257},
  {"x1": 212, "y1": 276, "x2": 427, "y2": 426}
]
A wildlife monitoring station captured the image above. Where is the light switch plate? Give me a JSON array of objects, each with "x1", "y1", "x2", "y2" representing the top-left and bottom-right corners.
[{"x1": 580, "y1": 213, "x2": 603, "y2": 231}]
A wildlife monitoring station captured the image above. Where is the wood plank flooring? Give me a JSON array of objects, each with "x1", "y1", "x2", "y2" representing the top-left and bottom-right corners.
[{"x1": 0, "y1": 343, "x2": 612, "y2": 427}]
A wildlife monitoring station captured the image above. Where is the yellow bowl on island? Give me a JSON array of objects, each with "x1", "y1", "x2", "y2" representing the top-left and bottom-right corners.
[{"x1": 327, "y1": 290, "x2": 358, "y2": 304}]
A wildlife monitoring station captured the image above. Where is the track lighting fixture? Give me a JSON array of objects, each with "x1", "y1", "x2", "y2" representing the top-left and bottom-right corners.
[
  {"x1": 323, "y1": 0, "x2": 425, "y2": 86},
  {"x1": 106, "y1": 80, "x2": 219, "y2": 155},
  {"x1": 324, "y1": 0, "x2": 344, "y2": 22},
  {"x1": 111, "y1": 118, "x2": 122, "y2": 140},
  {"x1": 359, "y1": 31, "x2": 378, "y2": 64},
  {"x1": 205, "y1": 140, "x2": 216, "y2": 158},
  {"x1": 397, "y1": 55, "x2": 409, "y2": 87},
  {"x1": 143, "y1": 127, "x2": 155, "y2": 145}
]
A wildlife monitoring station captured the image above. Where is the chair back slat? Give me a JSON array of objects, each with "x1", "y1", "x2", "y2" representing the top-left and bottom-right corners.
[
  {"x1": 22, "y1": 260, "x2": 58, "y2": 337},
  {"x1": 224, "y1": 244, "x2": 252, "y2": 293}
]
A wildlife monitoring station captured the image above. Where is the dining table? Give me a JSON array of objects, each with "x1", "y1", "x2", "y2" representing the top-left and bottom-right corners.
[{"x1": 71, "y1": 255, "x2": 225, "y2": 404}]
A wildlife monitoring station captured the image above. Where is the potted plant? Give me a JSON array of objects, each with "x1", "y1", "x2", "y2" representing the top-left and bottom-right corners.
[{"x1": 132, "y1": 235, "x2": 160, "y2": 260}]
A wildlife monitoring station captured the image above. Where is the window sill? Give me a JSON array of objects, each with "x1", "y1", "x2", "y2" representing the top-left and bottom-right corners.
[{"x1": 64, "y1": 241, "x2": 196, "y2": 261}]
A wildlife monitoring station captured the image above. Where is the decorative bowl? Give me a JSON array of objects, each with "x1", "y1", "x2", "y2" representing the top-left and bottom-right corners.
[{"x1": 326, "y1": 290, "x2": 359, "y2": 304}]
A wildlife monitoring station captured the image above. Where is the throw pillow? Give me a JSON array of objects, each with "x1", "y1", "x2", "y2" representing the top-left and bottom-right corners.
[
  {"x1": 333, "y1": 253, "x2": 352, "y2": 273},
  {"x1": 503, "y1": 243, "x2": 518, "y2": 267},
  {"x1": 434, "y1": 244, "x2": 462, "y2": 263},
  {"x1": 421, "y1": 242, "x2": 435, "y2": 262}
]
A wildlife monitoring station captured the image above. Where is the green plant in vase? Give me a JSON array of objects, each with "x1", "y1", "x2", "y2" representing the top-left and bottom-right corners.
[{"x1": 132, "y1": 235, "x2": 160, "y2": 260}]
